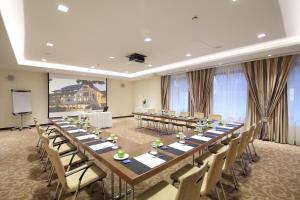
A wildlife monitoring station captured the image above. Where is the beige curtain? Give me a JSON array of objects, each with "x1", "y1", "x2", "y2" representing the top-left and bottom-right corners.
[
  {"x1": 161, "y1": 75, "x2": 170, "y2": 110},
  {"x1": 243, "y1": 55, "x2": 294, "y2": 143},
  {"x1": 186, "y1": 68, "x2": 214, "y2": 116}
]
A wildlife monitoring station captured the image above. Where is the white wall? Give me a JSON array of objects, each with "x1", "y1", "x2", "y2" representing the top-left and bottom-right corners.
[
  {"x1": 0, "y1": 68, "x2": 135, "y2": 128},
  {"x1": 132, "y1": 76, "x2": 161, "y2": 112},
  {"x1": 107, "y1": 79, "x2": 133, "y2": 117},
  {"x1": 0, "y1": 68, "x2": 48, "y2": 128}
]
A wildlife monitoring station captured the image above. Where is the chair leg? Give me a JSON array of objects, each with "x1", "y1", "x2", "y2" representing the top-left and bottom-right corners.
[
  {"x1": 73, "y1": 180, "x2": 82, "y2": 200},
  {"x1": 43, "y1": 157, "x2": 49, "y2": 171},
  {"x1": 239, "y1": 156, "x2": 247, "y2": 175},
  {"x1": 247, "y1": 145, "x2": 254, "y2": 162},
  {"x1": 36, "y1": 138, "x2": 41, "y2": 148},
  {"x1": 57, "y1": 186, "x2": 63, "y2": 200},
  {"x1": 219, "y1": 182, "x2": 227, "y2": 200},
  {"x1": 229, "y1": 167, "x2": 239, "y2": 189},
  {"x1": 231, "y1": 166, "x2": 240, "y2": 187},
  {"x1": 48, "y1": 167, "x2": 55, "y2": 186},
  {"x1": 245, "y1": 147, "x2": 252, "y2": 163},
  {"x1": 101, "y1": 180, "x2": 106, "y2": 200},
  {"x1": 251, "y1": 143, "x2": 258, "y2": 156},
  {"x1": 54, "y1": 182, "x2": 61, "y2": 200},
  {"x1": 215, "y1": 187, "x2": 221, "y2": 200}
]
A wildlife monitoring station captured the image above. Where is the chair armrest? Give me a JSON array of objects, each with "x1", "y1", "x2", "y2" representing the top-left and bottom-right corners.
[
  {"x1": 64, "y1": 162, "x2": 93, "y2": 177},
  {"x1": 60, "y1": 150, "x2": 79, "y2": 158}
]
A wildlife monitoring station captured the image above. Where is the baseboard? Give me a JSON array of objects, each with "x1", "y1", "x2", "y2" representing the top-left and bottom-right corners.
[
  {"x1": 112, "y1": 115, "x2": 134, "y2": 119},
  {"x1": 0, "y1": 123, "x2": 53, "y2": 131}
]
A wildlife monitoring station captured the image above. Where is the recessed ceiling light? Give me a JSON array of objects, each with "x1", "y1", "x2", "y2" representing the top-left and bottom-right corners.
[
  {"x1": 144, "y1": 37, "x2": 152, "y2": 42},
  {"x1": 109, "y1": 56, "x2": 115, "y2": 59},
  {"x1": 232, "y1": 0, "x2": 237, "y2": 2},
  {"x1": 148, "y1": 64, "x2": 152, "y2": 67},
  {"x1": 90, "y1": 66, "x2": 95, "y2": 68},
  {"x1": 57, "y1": 4, "x2": 69, "y2": 13},
  {"x1": 46, "y1": 42, "x2": 54, "y2": 47},
  {"x1": 257, "y1": 33, "x2": 266, "y2": 38},
  {"x1": 41, "y1": 58, "x2": 47, "y2": 62},
  {"x1": 268, "y1": 54, "x2": 272, "y2": 57},
  {"x1": 185, "y1": 53, "x2": 192, "y2": 57}
]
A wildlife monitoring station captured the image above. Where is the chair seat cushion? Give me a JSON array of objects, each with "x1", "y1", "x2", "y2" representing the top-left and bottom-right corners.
[
  {"x1": 61, "y1": 153, "x2": 87, "y2": 167},
  {"x1": 57, "y1": 143, "x2": 76, "y2": 154},
  {"x1": 195, "y1": 151, "x2": 214, "y2": 166},
  {"x1": 209, "y1": 144, "x2": 225, "y2": 154},
  {"x1": 66, "y1": 165, "x2": 106, "y2": 192},
  {"x1": 170, "y1": 164, "x2": 200, "y2": 183},
  {"x1": 136, "y1": 181, "x2": 177, "y2": 200}
]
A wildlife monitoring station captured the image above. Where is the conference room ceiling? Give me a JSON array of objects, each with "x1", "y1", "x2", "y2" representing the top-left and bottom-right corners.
[{"x1": 1, "y1": 0, "x2": 300, "y2": 78}]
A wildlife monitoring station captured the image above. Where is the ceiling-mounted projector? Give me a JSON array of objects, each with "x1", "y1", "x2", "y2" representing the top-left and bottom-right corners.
[{"x1": 127, "y1": 53, "x2": 146, "y2": 63}]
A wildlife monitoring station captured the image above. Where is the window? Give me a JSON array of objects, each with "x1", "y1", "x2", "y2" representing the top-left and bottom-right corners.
[
  {"x1": 288, "y1": 55, "x2": 300, "y2": 145},
  {"x1": 213, "y1": 65, "x2": 248, "y2": 122},
  {"x1": 169, "y1": 74, "x2": 188, "y2": 115}
]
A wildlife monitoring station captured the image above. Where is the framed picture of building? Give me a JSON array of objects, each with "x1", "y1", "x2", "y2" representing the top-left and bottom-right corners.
[{"x1": 48, "y1": 74, "x2": 107, "y2": 117}]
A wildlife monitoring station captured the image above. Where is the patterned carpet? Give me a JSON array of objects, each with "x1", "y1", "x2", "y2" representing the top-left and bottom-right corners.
[{"x1": 0, "y1": 118, "x2": 299, "y2": 200}]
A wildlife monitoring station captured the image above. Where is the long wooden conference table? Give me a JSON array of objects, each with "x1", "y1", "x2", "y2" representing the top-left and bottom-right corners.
[{"x1": 50, "y1": 117, "x2": 243, "y2": 200}]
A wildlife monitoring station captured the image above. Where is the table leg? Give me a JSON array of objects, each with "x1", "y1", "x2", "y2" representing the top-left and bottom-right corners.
[
  {"x1": 111, "y1": 172, "x2": 114, "y2": 200},
  {"x1": 125, "y1": 183, "x2": 128, "y2": 200},
  {"x1": 131, "y1": 185, "x2": 135, "y2": 200},
  {"x1": 118, "y1": 176, "x2": 122, "y2": 198}
]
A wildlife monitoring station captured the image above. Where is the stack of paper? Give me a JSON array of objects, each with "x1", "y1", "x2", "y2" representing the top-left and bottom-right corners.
[
  {"x1": 68, "y1": 129, "x2": 86, "y2": 133},
  {"x1": 134, "y1": 153, "x2": 166, "y2": 168},
  {"x1": 76, "y1": 134, "x2": 97, "y2": 140},
  {"x1": 60, "y1": 124, "x2": 76, "y2": 128},
  {"x1": 218, "y1": 125, "x2": 234, "y2": 129},
  {"x1": 190, "y1": 135, "x2": 212, "y2": 141},
  {"x1": 168, "y1": 142, "x2": 194, "y2": 152},
  {"x1": 206, "y1": 130, "x2": 224, "y2": 135},
  {"x1": 89, "y1": 142, "x2": 114, "y2": 151}
]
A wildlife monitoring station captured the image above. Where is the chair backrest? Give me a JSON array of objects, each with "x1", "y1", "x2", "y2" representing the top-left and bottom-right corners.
[
  {"x1": 48, "y1": 143, "x2": 68, "y2": 188},
  {"x1": 148, "y1": 109, "x2": 155, "y2": 114},
  {"x1": 250, "y1": 121, "x2": 262, "y2": 142},
  {"x1": 245, "y1": 124, "x2": 255, "y2": 145},
  {"x1": 180, "y1": 112, "x2": 189, "y2": 117},
  {"x1": 175, "y1": 163, "x2": 208, "y2": 200},
  {"x1": 168, "y1": 111, "x2": 176, "y2": 116},
  {"x1": 201, "y1": 146, "x2": 228, "y2": 195},
  {"x1": 236, "y1": 130, "x2": 250, "y2": 158},
  {"x1": 223, "y1": 134, "x2": 241, "y2": 171},
  {"x1": 194, "y1": 112, "x2": 204, "y2": 119},
  {"x1": 208, "y1": 114, "x2": 222, "y2": 121}
]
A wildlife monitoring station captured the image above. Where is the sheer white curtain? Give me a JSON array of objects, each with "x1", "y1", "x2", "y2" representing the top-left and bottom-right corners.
[
  {"x1": 288, "y1": 55, "x2": 300, "y2": 145},
  {"x1": 169, "y1": 73, "x2": 188, "y2": 115},
  {"x1": 212, "y1": 65, "x2": 248, "y2": 122}
]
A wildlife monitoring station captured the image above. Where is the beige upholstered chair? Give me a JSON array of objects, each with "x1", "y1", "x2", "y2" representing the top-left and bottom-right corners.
[
  {"x1": 249, "y1": 121, "x2": 262, "y2": 157},
  {"x1": 170, "y1": 147, "x2": 228, "y2": 200},
  {"x1": 244, "y1": 125, "x2": 256, "y2": 163},
  {"x1": 48, "y1": 145, "x2": 107, "y2": 200},
  {"x1": 179, "y1": 112, "x2": 189, "y2": 117},
  {"x1": 200, "y1": 147, "x2": 228, "y2": 200},
  {"x1": 208, "y1": 114, "x2": 222, "y2": 121},
  {"x1": 194, "y1": 112, "x2": 204, "y2": 119},
  {"x1": 136, "y1": 163, "x2": 208, "y2": 200}
]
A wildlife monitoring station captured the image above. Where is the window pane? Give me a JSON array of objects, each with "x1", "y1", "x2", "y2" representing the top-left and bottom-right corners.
[
  {"x1": 169, "y1": 74, "x2": 188, "y2": 115},
  {"x1": 288, "y1": 55, "x2": 300, "y2": 145},
  {"x1": 213, "y1": 65, "x2": 248, "y2": 122}
]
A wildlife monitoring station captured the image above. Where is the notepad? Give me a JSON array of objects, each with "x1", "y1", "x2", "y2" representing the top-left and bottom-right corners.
[
  {"x1": 68, "y1": 129, "x2": 86, "y2": 133},
  {"x1": 227, "y1": 122, "x2": 241, "y2": 126},
  {"x1": 218, "y1": 125, "x2": 234, "y2": 130},
  {"x1": 60, "y1": 124, "x2": 76, "y2": 128},
  {"x1": 76, "y1": 134, "x2": 97, "y2": 140},
  {"x1": 206, "y1": 130, "x2": 224, "y2": 135},
  {"x1": 190, "y1": 135, "x2": 212, "y2": 141},
  {"x1": 134, "y1": 153, "x2": 166, "y2": 168},
  {"x1": 89, "y1": 142, "x2": 114, "y2": 151},
  {"x1": 168, "y1": 142, "x2": 194, "y2": 152},
  {"x1": 56, "y1": 121, "x2": 69, "y2": 124}
]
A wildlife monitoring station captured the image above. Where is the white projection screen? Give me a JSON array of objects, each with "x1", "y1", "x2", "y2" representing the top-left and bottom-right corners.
[{"x1": 48, "y1": 74, "x2": 107, "y2": 118}]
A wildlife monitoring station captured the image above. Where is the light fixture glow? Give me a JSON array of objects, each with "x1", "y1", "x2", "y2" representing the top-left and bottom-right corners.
[
  {"x1": 109, "y1": 56, "x2": 115, "y2": 59},
  {"x1": 46, "y1": 42, "x2": 54, "y2": 47},
  {"x1": 257, "y1": 33, "x2": 266, "y2": 38},
  {"x1": 57, "y1": 4, "x2": 69, "y2": 13},
  {"x1": 41, "y1": 58, "x2": 47, "y2": 62},
  {"x1": 268, "y1": 54, "x2": 272, "y2": 57},
  {"x1": 232, "y1": 0, "x2": 237, "y2": 2},
  {"x1": 90, "y1": 66, "x2": 95, "y2": 68},
  {"x1": 148, "y1": 64, "x2": 152, "y2": 67},
  {"x1": 144, "y1": 37, "x2": 152, "y2": 42},
  {"x1": 185, "y1": 53, "x2": 192, "y2": 57}
]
